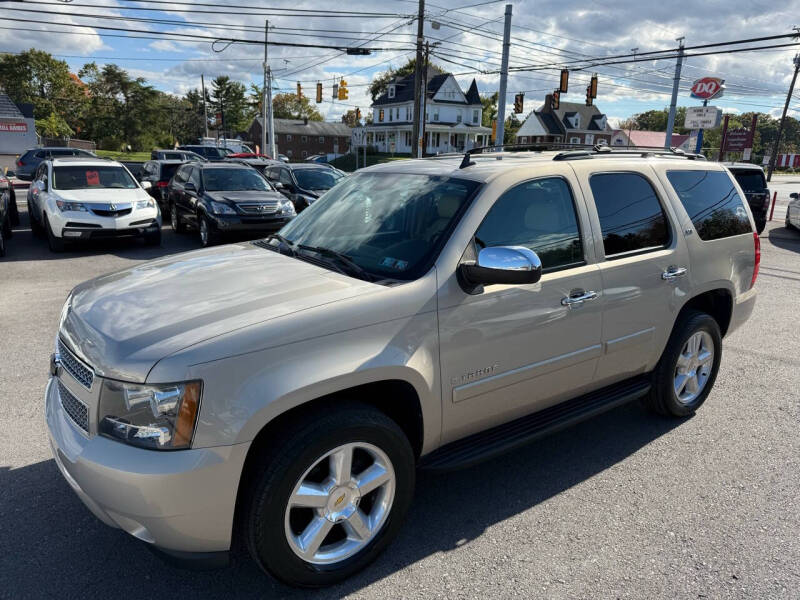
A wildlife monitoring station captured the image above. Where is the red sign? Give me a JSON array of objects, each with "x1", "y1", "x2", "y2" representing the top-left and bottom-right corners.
[
  {"x1": 0, "y1": 121, "x2": 28, "y2": 133},
  {"x1": 690, "y1": 77, "x2": 725, "y2": 100},
  {"x1": 85, "y1": 170, "x2": 100, "y2": 186}
]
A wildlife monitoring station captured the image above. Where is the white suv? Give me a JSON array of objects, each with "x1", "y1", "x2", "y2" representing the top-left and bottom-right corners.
[{"x1": 27, "y1": 157, "x2": 161, "y2": 251}]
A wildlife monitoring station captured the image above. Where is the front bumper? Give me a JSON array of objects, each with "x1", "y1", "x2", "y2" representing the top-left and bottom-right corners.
[
  {"x1": 45, "y1": 375, "x2": 250, "y2": 555},
  {"x1": 60, "y1": 220, "x2": 160, "y2": 240},
  {"x1": 206, "y1": 212, "x2": 293, "y2": 235},
  {"x1": 50, "y1": 204, "x2": 162, "y2": 240}
]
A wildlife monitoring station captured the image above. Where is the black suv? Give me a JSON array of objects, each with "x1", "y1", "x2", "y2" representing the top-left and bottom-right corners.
[
  {"x1": 263, "y1": 162, "x2": 346, "y2": 212},
  {"x1": 140, "y1": 160, "x2": 186, "y2": 206},
  {"x1": 177, "y1": 145, "x2": 230, "y2": 161},
  {"x1": 15, "y1": 147, "x2": 96, "y2": 181},
  {"x1": 725, "y1": 163, "x2": 770, "y2": 234},
  {"x1": 167, "y1": 162, "x2": 296, "y2": 247}
]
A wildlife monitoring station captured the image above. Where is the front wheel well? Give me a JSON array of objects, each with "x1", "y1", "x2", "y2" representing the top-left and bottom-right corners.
[{"x1": 678, "y1": 289, "x2": 733, "y2": 337}]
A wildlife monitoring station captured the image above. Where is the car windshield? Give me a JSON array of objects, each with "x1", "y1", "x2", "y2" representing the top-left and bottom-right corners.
[
  {"x1": 161, "y1": 152, "x2": 184, "y2": 160},
  {"x1": 202, "y1": 168, "x2": 271, "y2": 191},
  {"x1": 52, "y1": 166, "x2": 137, "y2": 190},
  {"x1": 731, "y1": 169, "x2": 766, "y2": 191},
  {"x1": 278, "y1": 172, "x2": 480, "y2": 281},
  {"x1": 294, "y1": 168, "x2": 344, "y2": 191}
]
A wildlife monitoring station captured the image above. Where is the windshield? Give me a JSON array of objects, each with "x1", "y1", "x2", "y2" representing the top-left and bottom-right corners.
[
  {"x1": 202, "y1": 168, "x2": 271, "y2": 191},
  {"x1": 279, "y1": 172, "x2": 480, "y2": 281},
  {"x1": 731, "y1": 169, "x2": 766, "y2": 191},
  {"x1": 294, "y1": 168, "x2": 345, "y2": 191},
  {"x1": 52, "y1": 166, "x2": 137, "y2": 190},
  {"x1": 161, "y1": 152, "x2": 184, "y2": 160}
]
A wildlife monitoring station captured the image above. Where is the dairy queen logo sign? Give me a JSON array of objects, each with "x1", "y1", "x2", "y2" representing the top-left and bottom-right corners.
[{"x1": 690, "y1": 77, "x2": 725, "y2": 100}]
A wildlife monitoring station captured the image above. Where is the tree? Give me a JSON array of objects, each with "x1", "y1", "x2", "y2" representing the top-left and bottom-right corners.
[
  {"x1": 625, "y1": 107, "x2": 688, "y2": 134},
  {"x1": 481, "y1": 92, "x2": 498, "y2": 127},
  {"x1": 270, "y1": 92, "x2": 324, "y2": 121},
  {"x1": 341, "y1": 109, "x2": 361, "y2": 127},
  {"x1": 35, "y1": 112, "x2": 73, "y2": 138},
  {"x1": 0, "y1": 49, "x2": 88, "y2": 131},
  {"x1": 504, "y1": 113, "x2": 522, "y2": 143},
  {"x1": 210, "y1": 75, "x2": 250, "y2": 136}
]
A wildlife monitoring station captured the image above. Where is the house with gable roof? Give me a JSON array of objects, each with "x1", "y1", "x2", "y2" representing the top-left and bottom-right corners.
[{"x1": 515, "y1": 93, "x2": 613, "y2": 146}]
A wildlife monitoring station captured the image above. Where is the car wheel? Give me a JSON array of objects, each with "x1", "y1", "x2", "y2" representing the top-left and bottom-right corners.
[
  {"x1": 787, "y1": 208, "x2": 796, "y2": 230},
  {"x1": 0, "y1": 227, "x2": 5, "y2": 257},
  {"x1": 243, "y1": 405, "x2": 415, "y2": 588},
  {"x1": 198, "y1": 214, "x2": 218, "y2": 247},
  {"x1": 2, "y1": 212, "x2": 11, "y2": 239},
  {"x1": 44, "y1": 214, "x2": 65, "y2": 253},
  {"x1": 644, "y1": 309, "x2": 722, "y2": 417},
  {"x1": 28, "y1": 200, "x2": 43, "y2": 236},
  {"x1": 755, "y1": 216, "x2": 766, "y2": 235},
  {"x1": 170, "y1": 203, "x2": 186, "y2": 233}
]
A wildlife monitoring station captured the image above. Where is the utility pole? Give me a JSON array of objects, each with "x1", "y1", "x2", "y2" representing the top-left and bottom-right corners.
[
  {"x1": 262, "y1": 20, "x2": 268, "y2": 156},
  {"x1": 665, "y1": 37, "x2": 684, "y2": 149},
  {"x1": 420, "y1": 41, "x2": 431, "y2": 156},
  {"x1": 767, "y1": 53, "x2": 800, "y2": 182},
  {"x1": 494, "y1": 4, "x2": 512, "y2": 149},
  {"x1": 412, "y1": 0, "x2": 425, "y2": 158},
  {"x1": 201, "y1": 73, "x2": 209, "y2": 140}
]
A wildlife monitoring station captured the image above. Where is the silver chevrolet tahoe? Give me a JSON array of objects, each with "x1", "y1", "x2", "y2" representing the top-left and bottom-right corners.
[{"x1": 46, "y1": 147, "x2": 759, "y2": 587}]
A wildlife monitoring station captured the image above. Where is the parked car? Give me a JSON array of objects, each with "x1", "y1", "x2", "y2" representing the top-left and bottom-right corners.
[
  {"x1": 177, "y1": 145, "x2": 231, "y2": 161},
  {"x1": 263, "y1": 162, "x2": 347, "y2": 212},
  {"x1": 278, "y1": 153, "x2": 289, "y2": 163},
  {"x1": 0, "y1": 169, "x2": 20, "y2": 226},
  {"x1": 167, "y1": 161, "x2": 295, "y2": 247},
  {"x1": 140, "y1": 160, "x2": 185, "y2": 206},
  {"x1": 150, "y1": 149, "x2": 206, "y2": 162},
  {"x1": 724, "y1": 163, "x2": 770, "y2": 234},
  {"x1": 787, "y1": 192, "x2": 800, "y2": 229},
  {"x1": 225, "y1": 152, "x2": 271, "y2": 160},
  {"x1": 26, "y1": 157, "x2": 161, "y2": 251},
  {"x1": 0, "y1": 175, "x2": 12, "y2": 256},
  {"x1": 46, "y1": 148, "x2": 759, "y2": 585},
  {"x1": 15, "y1": 147, "x2": 97, "y2": 181},
  {"x1": 304, "y1": 153, "x2": 328, "y2": 163},
  {"x1": 225, "y1": 157, "x2": 273, "y2": 176}
]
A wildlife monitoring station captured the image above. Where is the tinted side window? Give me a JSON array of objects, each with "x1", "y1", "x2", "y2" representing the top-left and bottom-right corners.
[
  {"x1": 730, "y1": 169, "x2": 766, "y2": 192},
  {"x1": 589, "y1": 172, "x2": 670, "y2": 257},
  {"x1": 279, "y1": 169, "x2": 293, "y2": 186},
  {"x1": 666, "y1": 170, "x2": 751, "y2": 240},
  {"x1": 189, "y1": 167, "x2": 201, "y2": 188},
  {"x1": 174, "y1": 166, "x2": 189, "y2": 183},
  {"x1": 475, "y1": 177, "x2": 583, "y2": 271}
]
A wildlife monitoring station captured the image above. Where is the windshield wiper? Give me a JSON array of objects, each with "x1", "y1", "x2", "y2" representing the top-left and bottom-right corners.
[
  {"x1": 266, "y1": 233, "x2": 297, "y2": 256},
  {"x1": 297, "y1": 244, "x2": 374, "y2": 282}
]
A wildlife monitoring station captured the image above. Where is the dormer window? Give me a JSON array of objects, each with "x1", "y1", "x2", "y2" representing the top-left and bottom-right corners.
[{"x1": 388, "y1": 85, "x2": 395, "y2": 99}]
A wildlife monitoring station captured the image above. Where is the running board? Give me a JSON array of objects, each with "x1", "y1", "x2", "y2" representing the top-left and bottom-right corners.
[{"x1": 420, "y1": 376, "x2": 651, "y2": 471}]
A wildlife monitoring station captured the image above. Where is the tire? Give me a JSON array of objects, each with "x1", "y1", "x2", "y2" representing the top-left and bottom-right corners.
[
  {"x1": 28, "y1": 200, "x2": 43, "y2": 237},
  {"x1": 755, "y1": 217, "x2": 766, "y2": 235},
  {"x1": 198, "y1": 214, "x2": 218, "y2": 247},
  {"x1": 242, "y1": 405, "x2": 415, "y2": 588},
  {"x1": 9, "y1": 191, "x2": 19, "y2": 227},
  {"x1": 170, "y1": 203, "x2": 186, "y2": 233},
  {"x1": 787, "y1": 208, "x2": 796, "y2": 230},
  {"x1": 2, "y1": 211, "x2": 11, "y2": 239},
  {"x1": 0, "y1": 227, "x2": 5, "y2": 257},
  {"x1": 44, "y1": 214, "x2": 65, "y2": 253},
  {"x1": 144, "y1": 228, "x2": 162, "y2": 246},
  {"x1": 644, "y1": 309, "x2": 722, "y2": 417}
]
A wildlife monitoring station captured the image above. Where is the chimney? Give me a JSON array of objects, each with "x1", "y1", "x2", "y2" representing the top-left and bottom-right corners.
[{"x1": 303, "y1": 117, "x2": 308, "y2": 125}]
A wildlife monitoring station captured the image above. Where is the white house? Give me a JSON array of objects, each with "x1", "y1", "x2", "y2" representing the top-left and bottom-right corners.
[{"x1": 356, "y1": 71, "x2": 491, "y2": 155}]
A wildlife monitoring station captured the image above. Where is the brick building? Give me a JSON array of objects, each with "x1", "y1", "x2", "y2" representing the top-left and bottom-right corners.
[{"x1": 248, "y1": 117, "x2": 352, "y2": 159}]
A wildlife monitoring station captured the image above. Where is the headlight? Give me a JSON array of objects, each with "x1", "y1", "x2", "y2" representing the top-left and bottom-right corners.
[
  {"x1": 135, "y1": 198, "x2": 155, "y2": 210},
  {"x1": 281, "y1": 199, "x2": 296, "y2": 215},
  {"x1": 55, "y1": 200, "x2": 88, "y2": 212},
  {"x1": 209, "y1": 200, "x2": 236, "y2": 215},
  {"x1": 98, "y1": 379, "x2": 202, "y2": 450}
]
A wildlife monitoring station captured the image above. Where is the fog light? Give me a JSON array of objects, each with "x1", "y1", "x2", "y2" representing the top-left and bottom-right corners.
[{"x1": 63, "y1": 231, "x2": 83, "y2": 238}]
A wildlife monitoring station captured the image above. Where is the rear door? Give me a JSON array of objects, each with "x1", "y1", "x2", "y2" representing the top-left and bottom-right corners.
[{"x1": 574, "y1": 166, "x2": 691, "y2": 385}]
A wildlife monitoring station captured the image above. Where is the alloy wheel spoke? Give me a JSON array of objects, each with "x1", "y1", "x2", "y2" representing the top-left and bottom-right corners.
[
  {"x1": 355, "y1": 463, "x2": 390, "y2": 496},
  {"x1": 298, "y1": 516, "x2": 334, "y2": 558},
  {"x1": 290, "y1": 482, "x2": 329, "y2": 508},
  {"x1": 676, "y1": 352, "x2": 691, "y2": 370},
  {"x1": 342, "y1": 508, "x2": 371, "y2": 541},
  {"x1": 675, "y1": 374, "x2": 689, "y2": 395},
  {"x1": 697, "y1": 349, "x2": 713, "y2": 366},
  {"x1": 330, "y1": 445, "x2": 354, "y2": 485},
  {"x1": 686, "y1": 374, "x2": 699, "y2": 394}
]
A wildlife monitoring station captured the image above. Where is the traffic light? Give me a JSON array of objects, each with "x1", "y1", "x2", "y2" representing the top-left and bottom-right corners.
[
  {"x1": 514, "y1": 93, "x2": 524, "y2": 114},
  {"x1": 338, "y1": 79, "x2": 348, "y2": 100},
  {"x1": 296, "y1": 82, "x2": 302, "y2": 100},
  {"x1": 552, "y1": 89, "x2": 560, "y2": 110},
  {"x1": 491, "y1": 119, "x2": 497, "y2": 142},
  {"x1": 560, "y1": 69, "x2": 569, "y2": 93},
  {"x1": 585, "y1": 84, "x2": 593, "y2": 106},
  {"x1": 316, "y1": 82, "x2": 322, "y2": 103},
  {"x1": 356, "y1": 108, "x2": 361, "y2": 120},
  {"x1": 589, "y1": 74, "x2": 598, "y2": 99}
]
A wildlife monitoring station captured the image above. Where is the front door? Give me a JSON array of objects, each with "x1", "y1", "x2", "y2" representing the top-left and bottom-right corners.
[{"x1": 437, "y1": 173, "x2": 604, "y2": 444}]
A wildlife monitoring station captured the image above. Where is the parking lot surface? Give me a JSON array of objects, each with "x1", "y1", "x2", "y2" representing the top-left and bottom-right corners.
[{"x1": 1, "y1": 181, "x2": 799, "y2": 599}]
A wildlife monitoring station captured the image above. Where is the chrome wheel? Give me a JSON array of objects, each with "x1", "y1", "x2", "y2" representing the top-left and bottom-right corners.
[
  {"x1": 199, "y1": 218, "x2": 209, "y2": 246},
  {"x1": 284, "y1": 442, "x2": 395, "y2": 565},
  {"x1": 674, "y1": 331, "x2": 714, "y2": 404}
]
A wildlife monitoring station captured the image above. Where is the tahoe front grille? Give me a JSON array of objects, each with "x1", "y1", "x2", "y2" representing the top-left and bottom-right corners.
[
  {"x1": 57, "y1": 380, "x2": 89, "y2": 433},
  {"x1": 58, "y1": 338, "x2": 94, "y2": 389}
]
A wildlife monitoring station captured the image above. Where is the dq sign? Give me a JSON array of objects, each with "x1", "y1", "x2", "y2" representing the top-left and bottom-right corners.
[{"x1": 690, "y1": 77, "x2": 725, "y2": 100}]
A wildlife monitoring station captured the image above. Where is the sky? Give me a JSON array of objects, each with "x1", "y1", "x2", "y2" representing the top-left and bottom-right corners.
[{"x1": 2, "y1": 0, "x2": 800, "y2": 129}]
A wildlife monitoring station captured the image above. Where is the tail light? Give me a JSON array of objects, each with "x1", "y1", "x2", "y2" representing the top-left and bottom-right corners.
[
  {"x1": 16, "y1": 159, "x2": 23, "y2": 167},
  {"x1": 763, "y1": 190, "x2": 771, "y2": 210},
  {"x1": 156, "y1": 181, "x2": 169, "y2": 188},
  {"x1": 750, "y1": 231, "x2": 760, "y2": 289}
]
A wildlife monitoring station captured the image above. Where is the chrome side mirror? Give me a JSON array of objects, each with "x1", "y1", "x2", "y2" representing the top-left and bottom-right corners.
[
  {"x1": 459, "y1": 245, "x2": 542, "y2": 292},
  {"x1": 790, "y1": 192, "x2": 799, "y2": 200}
]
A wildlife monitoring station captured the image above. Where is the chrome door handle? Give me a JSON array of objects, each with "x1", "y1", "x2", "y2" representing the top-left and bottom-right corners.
[
  {"x1": 561, "y1": 290, "x2": 598, "y2": 308},
  {"x1": 661, "y1": 266, "x2": 688, "y2": 280}
]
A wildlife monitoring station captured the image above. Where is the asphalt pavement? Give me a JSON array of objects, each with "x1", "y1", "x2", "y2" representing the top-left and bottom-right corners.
[{"x1": 1, "y1": 182, "x2": 799, "y2": 599}]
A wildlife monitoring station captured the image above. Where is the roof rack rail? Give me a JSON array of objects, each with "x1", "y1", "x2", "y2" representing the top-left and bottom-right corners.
[{"x1": 553, "y1": 144, "x2": 706, "y2": 162}]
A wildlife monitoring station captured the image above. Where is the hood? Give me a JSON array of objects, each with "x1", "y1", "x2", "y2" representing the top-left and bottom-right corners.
[
  {"x1": 53, "y1": 187, "x2": 148, "y2": 203},
  {"x1": 206, "y1": 190, "x2": 286, "y2": 204},
  {"x1": 61, "y1": 243, "x2": 380, "y2": 382}
]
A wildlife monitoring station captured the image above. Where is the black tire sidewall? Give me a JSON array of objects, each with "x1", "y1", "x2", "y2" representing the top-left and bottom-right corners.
[
  {"x1": 44, "y1": 215, "x2": 64, "y2": 252},
  {"x1": 655, "y1": 311, "x2": 722, "y2": 416},
  {"x1": 246, "y1": 408, "x2": 415, "y2": 588}
]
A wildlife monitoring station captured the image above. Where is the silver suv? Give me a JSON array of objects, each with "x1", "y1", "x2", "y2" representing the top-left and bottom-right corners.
[{"x1": 46, "y1": 148, "x2": 758, "y2": 586}]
